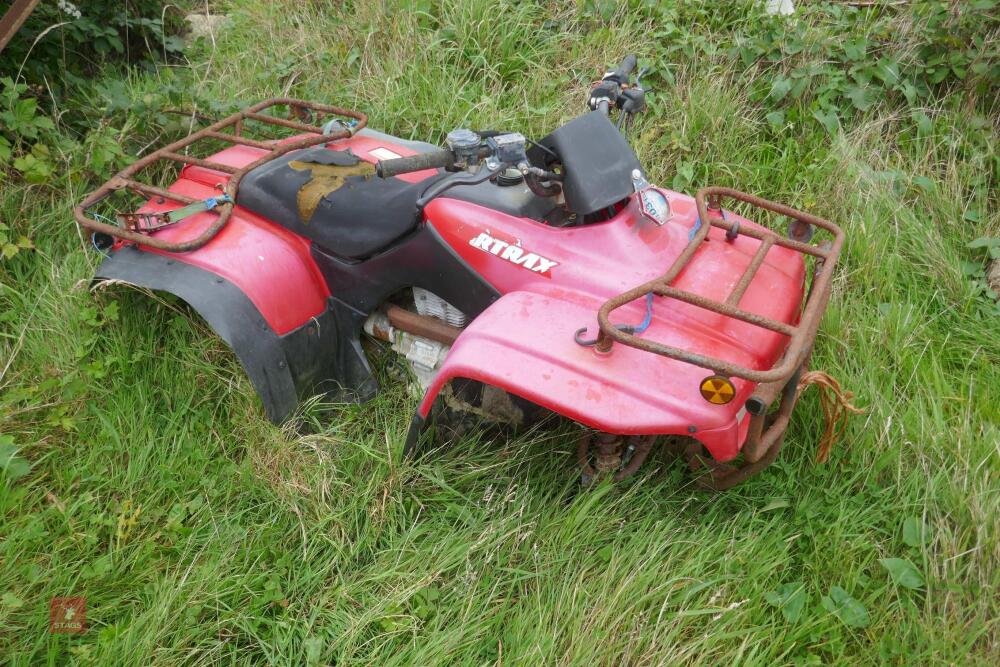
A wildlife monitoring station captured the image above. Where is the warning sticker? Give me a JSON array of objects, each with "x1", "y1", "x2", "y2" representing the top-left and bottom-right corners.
[{"x1": 369, "y1": 147, "x2": 402, "y2": 161}]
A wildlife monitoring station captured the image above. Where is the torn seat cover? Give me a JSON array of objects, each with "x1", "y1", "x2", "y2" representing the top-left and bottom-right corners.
[{"x1": 237, "y1": 147, "x2": 430, "y2": 259}]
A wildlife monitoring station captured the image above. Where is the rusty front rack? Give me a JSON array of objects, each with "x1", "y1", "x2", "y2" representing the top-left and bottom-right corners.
[
  {"x1": 596, "y1": 186, "x2": 844, "y2": 385},
  {"x1": 74, "y1": 98, "x2": 367, "y2": 253}
]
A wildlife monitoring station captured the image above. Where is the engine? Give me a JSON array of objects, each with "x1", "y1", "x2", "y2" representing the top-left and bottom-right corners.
[{"x1": 413, "y1": 287, "x2": 468, "y2": 327}]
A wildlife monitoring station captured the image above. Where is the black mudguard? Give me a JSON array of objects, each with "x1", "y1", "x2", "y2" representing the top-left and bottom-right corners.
[{"x1": 95, "y1": 246, "x2": 375, "y2": 422}]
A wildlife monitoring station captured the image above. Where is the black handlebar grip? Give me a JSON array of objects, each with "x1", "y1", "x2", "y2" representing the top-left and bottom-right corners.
[
  {"x1": 610, "y1": 54, "x2": 638, "y2": 81},
  {"x1": 376, "y1": 149, "x2": 455, "y2": 178}
]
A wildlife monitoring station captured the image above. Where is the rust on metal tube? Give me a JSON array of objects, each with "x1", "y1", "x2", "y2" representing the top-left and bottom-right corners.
[
  {"x1": 75, "y1": 98, "x2": 367, "y2": 253},
  {"x1": 596, "y1": 186, "x2": 843, "y2": 385},
  {"x1": 727, "y1": 236, "x2": 774, "y2": 306},
  {"x1": 202, "y1": 131, "x2": 275, "y2": 150},
  {"x1": 244, "y1": 112, "x2": 325, "y2": 135},
  {"x1": 386, "y1": 305, "x2": 462, "y2": 345},
  {"x1": 160, "y1": 152, "x2": 238, "y2": 174},
  {"x1": 654, "y1": 285, "x2": 796, "y2": 336},
  {"x1": 741, "y1": 410, "x2": 769, "y2": 463},
  {"x1": 121, "y1": 181, "x2": 198, "y2": 205},
  {"x1": 0, "y1": 0, "x2": 40, "y2": 53}
]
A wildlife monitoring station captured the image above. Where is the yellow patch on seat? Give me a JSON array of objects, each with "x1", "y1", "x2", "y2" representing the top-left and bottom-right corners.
[{"x1": 287, "y1": 160, "x2": 376, "y2": 222}]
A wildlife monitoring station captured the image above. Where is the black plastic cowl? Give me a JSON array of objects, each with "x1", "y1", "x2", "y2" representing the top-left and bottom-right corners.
[{"x1": 528, "y1": 111, "x2": 642, "y2": 216}]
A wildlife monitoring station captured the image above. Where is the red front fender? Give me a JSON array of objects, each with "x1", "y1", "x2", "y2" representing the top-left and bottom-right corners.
[{"x1": 415, "y1": 290, "x2": 755, "y2": 462}]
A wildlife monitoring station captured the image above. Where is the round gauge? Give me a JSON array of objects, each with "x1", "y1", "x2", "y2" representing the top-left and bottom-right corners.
[{"x1": 639, "y1": 189, "x2": 671, "y2": 225}]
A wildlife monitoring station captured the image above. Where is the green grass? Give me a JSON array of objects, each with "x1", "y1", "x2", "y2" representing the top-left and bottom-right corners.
[{"x1": 1, "y1": 1, "x2": 998, "y2": 664}]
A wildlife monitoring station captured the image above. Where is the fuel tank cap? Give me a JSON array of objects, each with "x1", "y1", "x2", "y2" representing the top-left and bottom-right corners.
[
  {"x1": 496, "y1": 167, "x2": 524, "y2": 186},
  {"x1": 445, "y1": 128, "x2": 481, "y2": 156}
]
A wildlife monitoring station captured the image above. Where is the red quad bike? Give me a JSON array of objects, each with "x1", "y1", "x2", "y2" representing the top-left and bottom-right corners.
[{"x1": 77, "y1": 56, "x2": 846, "y2": 490}]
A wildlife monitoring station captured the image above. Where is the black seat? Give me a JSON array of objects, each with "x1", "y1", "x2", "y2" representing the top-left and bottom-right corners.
[{"x1": 238, "y1": 147, "x2": 430, "y2": 259}]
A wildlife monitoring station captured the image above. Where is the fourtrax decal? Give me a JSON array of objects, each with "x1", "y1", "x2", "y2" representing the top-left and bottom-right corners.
[{"x1": 468, "y1": 231, "x2": 558, "y2": 274}]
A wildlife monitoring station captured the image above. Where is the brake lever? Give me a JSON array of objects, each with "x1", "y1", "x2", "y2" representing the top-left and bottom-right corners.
[{"x1": 415, "y1": 162, "x2": 505, "y2": 210}]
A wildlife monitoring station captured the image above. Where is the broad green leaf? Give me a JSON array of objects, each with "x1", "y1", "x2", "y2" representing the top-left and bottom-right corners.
[
  {"x1": 761, "y1": 498, "x2": 791, "y2": 512},
  {"x1": 873, "y1": 58, "x2": 900, "y2": 85},
  {"x1": 766, "y1": 111, "x2": 785, "y2": 128},
  {"x1": 913, "y1": 112, "x2": 933, "y2": 134},
  {"x1": 765, "y1": 582, "x2": 807, "y2": 623},
  {"x1": 911, "y1": 176, "x2": 935, "y2": 193},
  {"x1": 902, "y1": 517, "x2": 924, "y2": 547},
  {"x1": 163, "y1": 35, "x2": 186, "y2": 53},
  {"x1": 3, "y1": 458, "x2": 30, "y2": 480},
  {"x1": 846, "y1": 85, "x2": 875, "y2": 112},
  {"x1": 929, "y1": 67, "x2": 950, "y2": 84},
  {"x1": 959, "y1": 261, "x2": 983, "y2": 277},
  {"x1": 812, "y1": 109, "x2": 839, "y2": 135},
  {"x1": 880, "y1": 558, "x2": 925, "y2": 590},
  {"x1": 967, "y1": 237, "x2": 999, "y2": 249},
  {"x1": 304, "y1": 636, "x2": 324, "y2": 666},
  {"x1": 821, "y1": 586, "x2": 869, "y2": 628},
  {"x1": 843, "y1": 39, "x2": 867, "y2": 61},
  {"x1": 769, "y1": 77, "x2": 792, "y2": 102},
  {"x1": 0, "y1": 439, "x2": 30, "y2": 481},
  {"x1": 672, "y1": 161, "x2": 694, "y2": 191},
  {"x1": 82, "y1": 554, "x2": 113, "y2": 579},
  {"x1": 1, "y1": 592, "x2": 24, "y2": 609}
]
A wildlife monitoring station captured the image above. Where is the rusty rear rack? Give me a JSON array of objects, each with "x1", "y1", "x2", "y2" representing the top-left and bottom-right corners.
[
  {"x1": 74, "y1": 98, "x2": 367, "y2": 253},
  {"x1": 596, "y1": 186, "x2": 844, "y2": 385}
]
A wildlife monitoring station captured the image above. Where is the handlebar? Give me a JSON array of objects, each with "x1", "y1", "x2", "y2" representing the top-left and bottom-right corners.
[
  {"x1": 376, "y1": 148, "x2": 455, "y2": 178},
  {"x1": 607, "y1": 54, "x2": 637, "y2": 83},
  {"x1": 590, "y1": 54, "x2": 642, "y2": 117}
]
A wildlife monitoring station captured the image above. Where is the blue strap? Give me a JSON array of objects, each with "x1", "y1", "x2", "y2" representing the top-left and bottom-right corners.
[
  {"x1": 322, "y1": 118, "x2": 359, "y2": 135},
  {"x1": 633, "y1": 292, "x2": 654, "y2": 334},
  {"x1": 690, "y1": 209, "x2": 728, "y2": 241},
  {"x1": 573, "y1": 292, "x2": 655, "y2": 347},
  {"x1": 203, "y1": 194, "x2": 232, "y2": 209},
  {"x1": 689, "y1": 216, "x2": 701, "y2": 241}
]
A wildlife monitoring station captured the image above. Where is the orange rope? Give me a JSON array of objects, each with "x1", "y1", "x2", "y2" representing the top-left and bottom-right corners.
[{"x1": 796, "y1": 371, "x2": 864, "y2": 463}]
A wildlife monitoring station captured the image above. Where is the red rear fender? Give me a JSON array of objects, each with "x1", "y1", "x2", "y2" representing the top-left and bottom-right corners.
[{"x1": 120, "y1": 176, "x2": 329, "y2": 335}]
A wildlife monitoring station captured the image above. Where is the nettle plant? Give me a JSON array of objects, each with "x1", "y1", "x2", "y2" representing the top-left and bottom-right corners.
[
  {"x1": 0, "y1": 0, "x2": 185, "y2": 88},
  {"x1": 739, "y1": 0, "x2": 1000, "y2": 133},
  {"x1": 0, "y1": 78, "x2": 127, "y2": 187},
  {"x1": 0, "y1": 78, "x2": 57, "y2": 184},
  {"x1": 963, "y1": 237, "x2": 1000, "y2": 316},
  {"x1": 642, "y1": 1, "x2": 999, "y2": 134}
]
